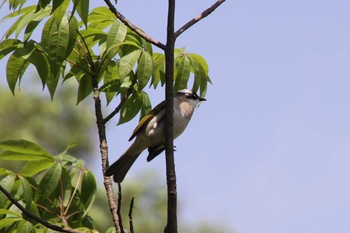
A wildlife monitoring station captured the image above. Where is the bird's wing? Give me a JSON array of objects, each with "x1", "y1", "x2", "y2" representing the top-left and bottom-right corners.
[{"x1": 128, "y1": 100, "x2": 166, "y2": 141}]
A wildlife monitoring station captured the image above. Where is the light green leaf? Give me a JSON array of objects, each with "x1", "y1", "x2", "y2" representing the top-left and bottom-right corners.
[
  {"x1": 0, "y1": 209, "x2": 21, "y2": 217},
  {"x1": 0, "y1": 139, "x2": 51, "y2": 157},
  {"x1": 0, "y1": 151, "x2": 53, "y2": 161},
  {"x1": 118, "y1": 93, "x2": 142, "y2": 125},
  {"x1": 81, "y1": 170, "x2": 96, "y2": 214},
  {"x1": 35, "y1": 163, "x2": 62, "y2": 201},
  {"x1": 137, "y1": 50, "x2": 153, "y2": 90},
  {"x1": 51, "y1": 0, "x2": 70, "y2": 24},
  {"x1": 107, "y1": 21, "x2": 127, "y2": 49},
  {"x1": 18, "y1": 176, "x2": 32, "y2": 209},
  {"x1": 0, "y1": 217, "x2": 21, "y2": 229},
  {"x1": 119, "y1": 49, "x2": 141, "y2": 79},
  {"x1": 174, "y1": 55, "x2": 191, "y2": 92},
  {"x1": 17, "y1": 220, "x2": 33, "y2": 233},
  {"x1": 24, "y1": 7, "x2": 52, "y2": 41},
  {"x1": 76, "y1": 0, "x2": 89, "y2": 27},
  {"x1": 0, "y1": 174, "x2": 15, "y2": 208},
  {"x1": 77, "y1": 74, "x2": 93, "y2": 104},
  {"x1": 20, "y1": 160, "x2": 55, "y2": 177}
]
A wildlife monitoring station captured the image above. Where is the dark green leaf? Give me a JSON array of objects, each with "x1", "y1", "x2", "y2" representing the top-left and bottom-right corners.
[
  {"x1": 77, "y1": 74, "x2": 93, "y2": 104},
  {"x1": 66, "y1": 15, "x2": 78, "y2": 58},
  {"x1": 81, "y1": 170, "x2": 96, "y2": 213},
  {"x1": 6, "y1": 51, "x2": 27, "y2": 94},
  {"x1": 76, "y1": 0, "x2": 89, "y2": 27},
  {"x1": 137, "y1": 50, "x2": 153, "y2": 90},
  {"x1": 35, "y1": 163, "x2": 62, "y2": 201},
  {"x1": 139, "y1": 91, "x2": 152, "y2": 120},
  {"x1": 28, "y1": 46, "x2": 50, "y2": 88},
  {"x1": 24, "y1": 7, "x2": 52, "y2": 41},
  {"x1": 118, "y1": 93, "x2": 142, "y2": 125},
  {"x1": 0, "y1": 151, "x2": 53, "y2": 161}
]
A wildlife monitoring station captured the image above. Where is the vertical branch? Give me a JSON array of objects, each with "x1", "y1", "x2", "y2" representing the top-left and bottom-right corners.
[
  {"x1": 164, "y1": 0, "x2": 177, "y2": 232},
  {"x1": 91, "y1": 73, "x2": 122, "y2": 232}
]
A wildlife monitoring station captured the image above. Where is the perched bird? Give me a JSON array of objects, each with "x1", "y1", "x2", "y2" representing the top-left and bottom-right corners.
[{"x1": 105, "y1": 89, "x2": 206, "y2": 183}]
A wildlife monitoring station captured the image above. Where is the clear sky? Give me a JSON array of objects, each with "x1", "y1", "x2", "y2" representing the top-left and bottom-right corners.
[{"x1": 2, "y1": 1, "x2": 350, "y2": 232}]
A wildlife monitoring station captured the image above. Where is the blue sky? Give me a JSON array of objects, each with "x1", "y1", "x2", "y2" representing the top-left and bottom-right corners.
[{"x1": 2, "y1": 0, "x2": 350, "y2": 232}]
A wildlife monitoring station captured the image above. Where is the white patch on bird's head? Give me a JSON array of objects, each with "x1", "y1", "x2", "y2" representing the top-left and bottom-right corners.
[{"x1": 176, "y1": 89, "x2": 207, "y2": 108}]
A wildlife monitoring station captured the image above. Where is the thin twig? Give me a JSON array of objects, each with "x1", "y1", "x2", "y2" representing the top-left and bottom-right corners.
[
  {"x1": 103, "y1": 0, "x2": 166, "y2": 50},
  {"x1": 103, "y1": 94, "x2": 126, "y2": 124},
  {"x1": 0, "y1": 185, "x2": 84, "y2": 233},
  {"x1": 128, "y1": 197, "x2": 135, "y2": 233},
  {"x1": 117, "y1": 183, "x2": 125, "y2": 233},
  {"x1": 175, "y1": 0, "x2": 226, "y2": 38}
]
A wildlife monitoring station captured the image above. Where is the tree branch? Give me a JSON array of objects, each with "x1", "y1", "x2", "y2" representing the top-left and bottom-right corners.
[
  {"x1": 0, "y1": 185, "x2": 83, "y2": 233},
  {"x1": 117, "y1": 183, "x2": 125, "y2": 233},
  {"x1": 174, "y1": 0, "x2": 226, "y2": 38},
  {"x1": 164, "y1": 0, "x2": 177, "y2": 232},
  {"x1": 103, "y1": 0, "x2": 166, "y2": 50},
  {"x1": 128, "y1": 197, "x2": 135, "y2": 233}
]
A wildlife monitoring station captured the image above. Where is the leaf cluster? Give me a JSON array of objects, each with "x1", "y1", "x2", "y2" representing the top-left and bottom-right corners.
[
  {"x1": 0, "y1": 1, "x2": 211, "y2": 125},
  {"x1": 0, "y1": 139, "x2": 97, "y2": 232}
]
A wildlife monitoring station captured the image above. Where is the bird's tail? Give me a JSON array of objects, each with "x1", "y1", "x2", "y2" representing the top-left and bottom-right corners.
[{"x1": 105, "y1": 144, "x2": 141, "y2": 183}]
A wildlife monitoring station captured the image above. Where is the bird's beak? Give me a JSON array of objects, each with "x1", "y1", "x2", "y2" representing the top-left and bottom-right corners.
[{"x1": 199, "y1": 97, "x2": 207, "y2": 102}]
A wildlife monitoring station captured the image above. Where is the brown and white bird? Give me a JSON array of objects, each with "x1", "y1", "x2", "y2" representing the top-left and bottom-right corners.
[{"x1": 105, "y1": 89, "x2": 206, "y2": 183}]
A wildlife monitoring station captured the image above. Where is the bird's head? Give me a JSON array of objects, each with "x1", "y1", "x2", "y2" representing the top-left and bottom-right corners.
[{"x1": 176, "y1": 89, "x2": 206, "y2": 108}]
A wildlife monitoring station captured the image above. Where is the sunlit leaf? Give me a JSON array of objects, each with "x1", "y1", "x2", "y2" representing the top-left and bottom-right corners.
[
  {"x1": 0, "y1": 174, "x2": 15, "y2": 208},
  {"x1": 174, "y1": 55, "x2": 190, "y2": 92},
  {"x1": 107, "y1": 21, "x2": 127, "y2": 49},
  {"x1": 119, "y1": 49, "x2": 141, "y2": 79},
  {"x1": 0, "y1": 39, "x2": 20, "y2": 59},
  {"x1": 51, "y1": 0, "x2": 70, "y2": 24},
  {"x1": 0, "y1": 139, "x2": 51, "y2": 157},
  {"x1": 20, "y1": 160, "x2": 55, "y2": 177}
]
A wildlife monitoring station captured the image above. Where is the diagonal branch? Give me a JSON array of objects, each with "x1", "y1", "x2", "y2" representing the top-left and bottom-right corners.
[
  {"x1": 175, "y1": 0, "x2": 226, "y2": 38},
  {"x1": 0, "y1": 185, "x2": 84, "y2": 233},
  {"x1": 103, "y1": 0, "x2": 166, "y2": 50}
]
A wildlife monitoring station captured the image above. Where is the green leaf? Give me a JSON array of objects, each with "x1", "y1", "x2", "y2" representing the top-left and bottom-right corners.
[
  {"x1": 0, "y1": 139, "x2": 51, "y2": 157},
  {"x1": 0, "y1": 217, "x2": 21, "y2": 229},
  {"x1": 28, "y1": 46, "x2": 50, "y2": 88},
  {"x1": 139, "y1": 91, "x2": 152, "y2": 120},
  {"x1": 0, "y1": 174, "x2": 15, "y2": 208},
  {"x1": 174, "y1": 55, "x2": 191, "y2": 92},
  {"x1": 137, "y1": 50, "x2": 153, "y2": 90},
  {"x1": 0, "y1": 39, "x2": 20, "y2": 60},
  {"x1": 0, "y1": 151, "x2": 53, "y2": 161},
  {"x1": 118, "y1": 93, "x2": 142, "y2": 125},
  {"x1": 20, "y1": 160, "x2": 55, "y2": 177},
  {"x1": 188, "y1": 53, "x2": 209, "y2": 97},
  {"x1": 51, "y1": 0, "x2": 70, "y2": 24},
  {"x1": 81, "y1": 170, "x2": 96, "y2": 214},
  {"x1": 77, "y1": 74, "x2": 93, "y2": 104},
  {"x1": 17, "y1": 220, "x2": 33, "y2": 233},
  {"x1": 23, "y1": 7, "x2": 52, "y2": 41},
  {"x1": 0, "y1": 209, "x2": 21, "y2": 217},
  {"x1": 66, "y1": 15, "x2": 78, "y2": 58},
  {"x1": 76, "y1": 0, "x2": 89, "y2": 27},
  {"x1": 107, "y1": 21, "x2": 127, "y2": 49},
  {"x1": 35, "y1": 163, "x2": 62, "y2": 201},
  {"x1": 59, "y1": 167, "x2": 72, "y2": 207},
  {"x1": 18, "y1": 176, "x2": 33, "y2": 209},
  {"x1": 119, "y1": 49, "x2": 142, "y2": 79},
  {"x1": 6, "y1": 51, "x2": 28, "y2": 94},
  {"x1": 151, "y1": 53, "x2": 165, "y2": 88}
]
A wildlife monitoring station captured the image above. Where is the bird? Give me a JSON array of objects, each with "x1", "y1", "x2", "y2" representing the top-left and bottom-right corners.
[{"x1": 105, "y1": 89, "x2": 206, "y2": 183}]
